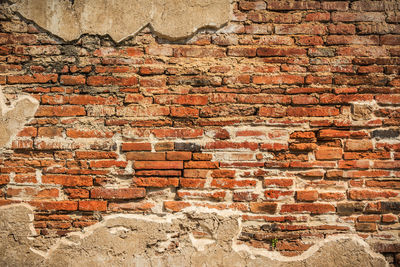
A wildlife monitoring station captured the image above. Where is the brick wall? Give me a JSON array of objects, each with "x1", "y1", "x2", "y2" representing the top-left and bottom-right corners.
[{"x1": 1, "y1": 1, "x2": 400, "y2": 264}]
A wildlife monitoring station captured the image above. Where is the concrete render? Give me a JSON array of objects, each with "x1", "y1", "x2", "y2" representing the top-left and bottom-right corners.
[
  {"x1": 13, "y1": 0, "x2": 231, "y2": 42},
  {"x1": 0, "y1": 87, "x2": 39, "y2": 148},
  {"x1": 0, "y1": 204, "x2": 388, "y2": 267}
]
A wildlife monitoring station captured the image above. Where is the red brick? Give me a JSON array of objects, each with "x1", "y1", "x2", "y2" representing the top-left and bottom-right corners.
[
  {"x1": 38, "y1": 127, "x2": 63, "y2": 137},
  {"x1": 64, "y1": 188, "x2": 89, "y2": 199},
  {"x1": 126, "y1": 152, "x2": 165, "y2": 161},
  {"x1": 264, "y1": 179, "x2": 293, "y2": 188},
  {"x1": 91, "y1": 188, "x2": 145, "y2": 199},
  {"x1": 319, "y1": 192, "x2": 346, "y2": 201},
  {"x1": 281, "y1": 203, "x2": 335, "y2": 214},
  {"x1": 315, "y1": 147, "x2": 343, "y2": 160},
  {"x1": 381, "y1": 35, "x2": 400, "y2": 45},
  {"x1": 326, "y1": 35, "x2": 379, "y2": 45},
  {"x1": 87, "y1": 76, "x2": 138, "y2": 86},
  {"x1": 289, "y1": 143, "x2": 317, "y2": 151},
  {"x1": 287, "y1": 107, "x2": 339, "y2": 117},
  {"x1": 328, "y1": 23, "x2": 356, "y2": 35},
  {"x1": 180, "y1": 178, "x2": 206, "y2": 188},
  {"x1": 332, "y1": 12, "x2": 385, "y2": 22},
  {"x1": 296, "y1": 191, "x2": 318, "y2": 202},
  {"x1": 355, "y1": 222, "x2": 377, "y2": 232},
  {"x1": 154, "y1": 142, "x2": 174, "y2": 151},
  {"x1": 7, "y1": 74, "x2": 58, "y2": 84},
  {"x1": 358, "y1": 215, "x2": 380, "y2": 223},
  {"x1": 42, "y1": 175, "x2": 93, "y2": 187},
  {"x1": 205, "y1": 141, "x2": 258, "y2": 151},
  {"x1": 249, "y1": 202, "x2": 278, "y2": 214},
  {"x1": 90, "y1": 160, "x2": 127, "y2": 168},
  {"x1": 253, "y1": 75, "x2": 304, "y2": 85},
  {"x1": 344, "y1": 140, "x2": 373, "y2": 151},
  {"x1": 305, "y1": 12, "x2": 330, "y2": 21},
  {"x1": 211, "y1": 179, "x2": 256, "y2": 189},
  {"x1": 211, "y1": 170, "x2": 236, "y2": 178},
  {"x1": 382, "y1": 214, "x2": 398, "y2": 223},
  {"x1": 264, "y1": 190, "x2": 293, "y2": 200},
  {"x1": 31, "y1": 201, "x2": 78, "y2": 211},
  {"x1": 239, "y1": 1, "x2": 266, "y2": 10},
  {"x1": 260, "y1": 143, "x2": 288, "y2": 151},
  {"x1": 75, "y1": 151, "x2": 118, "y2": 159},
  {"x1": 79, "y1": 200, "x2": 107, "y2": 211},
  {"x1": 193, "y1": 153, "x2": 212, "y2": 161},
  {"x1": 297, "y1": 36, "x2": 324, "y2": 46},
  {"x1": 152, "y1": 129, "x2": 203, "y2": 139},
  {"x1": 184, "y1": 161, "x2": 219, "y2": 169},
  {"x1": 35, "y1": 106, "x2": 86, "y2": 117},
  {"x1": 17, "y1": 127, "x2": 37, "y2": 137},
  {"x1": 175, "y1": 95, "x2": 208, "y2": 105},
  {"x1": 228, "y1": 47, "x2": 257, "y2": 57},
  {"x1": 275, "y1": 24, "x2": 326, "y2": 35},
  {"x1": 376, "y1": 95, "x2": 400, "y2": 105},
  {"x1": 164, "y1": 201, "x2": 190, "y2": 212},
  {"x1": 134, "y1": 161, "x2": 183, "y2": 169},
  {"x1": 268, "y1": 1, "x2": 320, "y2": 10},
  {"x1": 0, "y1": 175, "x2": 10, "y2": 185},
  {"x1": 69, "y1": 95, "x2": 117, "y2": 105},
  {"x1": 257, "y1": 47, "x2": 306, "y2": 57},
  {"x1": 321, "y1": 1, "x2": 349, "y2": 11},
  {"x1": 66, "y1": 129, "x2": 113, "y2": 138},
  {"x1": 183, "y1": 169, "x2": 209, "y2": 178},
  {"x1": 174, "y1": 47, "x2": 225, "y2": 58},
  {"x1": 60, "y1": 75, "x2": 86, "y2": 85},
  {"x1": 319, "y1": 129, "x2": 366, "y2": 139},
  {"x1": 121, "y1": 143, "x2": 151, "y2": 151},
  {"x1": 166, "y1": 151, "x2": 192, "y2": 161},
  {"x1": 349, "y1": 190, "x2": 398, "y2": 200},
  {"x1": 259, "y1": 107, "x2": 287, "y2": 117},
  {"x1": 170, "y1": 106, "x2": 199, "y2": 117},
  {"x1": 136, "y1": 170, "x2": 181, "y2": 176},
  {"x1": 290, "y1": 131, "x2": 316, "y2": 139}
]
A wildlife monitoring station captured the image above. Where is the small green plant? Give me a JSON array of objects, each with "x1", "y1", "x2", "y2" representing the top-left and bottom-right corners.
[{"x1": 271, "y1": 238, "x2": 278, "y2": 249}]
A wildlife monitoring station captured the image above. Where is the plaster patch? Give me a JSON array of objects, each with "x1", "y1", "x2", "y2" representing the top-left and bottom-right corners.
[
  {"x1": 0, "y1": 87, "x2": 39, "y2": 148},
  {"x1": 14, "y1": 0, "x2": 231, "y2": 42},
  {"x1": 0, "y1": 204, "x2": 389, "y2": 267}
]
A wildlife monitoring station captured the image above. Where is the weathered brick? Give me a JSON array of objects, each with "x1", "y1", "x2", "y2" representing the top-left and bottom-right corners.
[
  {"x1": 250, "y1": 202, "x2": 278, "y2": 214},
  {"x1": 281, "y1": 203, "x2": 335, "y2": 214},
  {"x1": 91, "y1": 188, "x2": 145, "y2": 199},
  {"x1": 79, "y1": 200, "x2": 107, "y2": 211},
  {"x1": 315, "y1": 147, "x2": 343, "y2": 160},
  {"x1": 134, "y1": 161, "x2": 183, "y2": 170}
]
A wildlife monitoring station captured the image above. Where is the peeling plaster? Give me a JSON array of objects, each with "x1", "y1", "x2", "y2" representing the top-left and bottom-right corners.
[
  {"x1": 13, "y1": 0, "x2": 231, "y2": 42},
  {"x1": 0, "y1": 204, "x2": 389, "y2": 266},
  {"x1": 0, "y1": 87, "x2": 39, "y2": 148}
]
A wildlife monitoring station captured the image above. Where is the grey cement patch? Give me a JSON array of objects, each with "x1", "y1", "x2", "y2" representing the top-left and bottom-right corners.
[
  {"x1": 0, "y1": 87, "x2": 39, "y2": 148},
  {"x1": 13, "y1": 0, "x2": 231, "y2": 42},
  {"x1": 0, "y1": 204, "x2": 388, "y2": 267}
]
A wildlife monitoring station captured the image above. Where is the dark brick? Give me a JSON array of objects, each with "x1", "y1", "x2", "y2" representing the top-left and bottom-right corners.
[
  {"x1": 372, "y1": 129, "x2": 400, "y2": 139},
  {"x1": 337, "y1": 203, "x2": 364, "y2": 215},
  {"x1": 174, "y1": 142, "x2": 201, "y2": 152},
  {"x1": 380, "y1": 202, "x2": 400, "y2": 213}
]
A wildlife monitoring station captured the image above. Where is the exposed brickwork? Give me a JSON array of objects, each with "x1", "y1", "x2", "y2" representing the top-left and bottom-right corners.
[{"x1": 1, "y1": 1, "x2": 400, "y2": 264}]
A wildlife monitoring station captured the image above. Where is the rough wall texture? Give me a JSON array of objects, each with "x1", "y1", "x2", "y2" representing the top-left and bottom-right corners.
[{"x1": 1, "y1": 0, "x2": 400, "y2": 266}]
